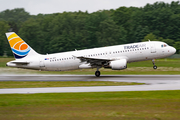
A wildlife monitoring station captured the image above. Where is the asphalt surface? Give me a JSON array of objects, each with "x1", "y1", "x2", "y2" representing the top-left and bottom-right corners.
[{"x1": 0, "y1": 75, "x2": 180, "y2": 94}]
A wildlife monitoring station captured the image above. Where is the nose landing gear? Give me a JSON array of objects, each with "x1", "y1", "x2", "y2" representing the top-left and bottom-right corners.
[{"x1": 152, "y1": 59, "x2": 157, "y2": 69}]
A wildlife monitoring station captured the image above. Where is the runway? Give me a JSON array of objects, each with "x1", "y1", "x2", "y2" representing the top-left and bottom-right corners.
[{"x1": 0, "y1": 75, "x2": 180, "y2": 94}]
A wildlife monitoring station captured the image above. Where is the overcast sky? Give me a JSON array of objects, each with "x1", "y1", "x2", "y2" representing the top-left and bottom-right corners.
[{"x1": 0, "y1": 0, "x2": 177, "y2": 15}]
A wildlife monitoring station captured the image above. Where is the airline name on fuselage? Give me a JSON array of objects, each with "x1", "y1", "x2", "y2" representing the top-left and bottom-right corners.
[{"x1": 124, "y1": 44, "x2": 146, "y2": 49}]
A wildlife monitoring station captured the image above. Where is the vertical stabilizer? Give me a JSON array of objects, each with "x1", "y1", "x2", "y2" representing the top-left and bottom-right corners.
[{"x1": 5, "y1": 32, "x2": 39, "y2": 59}]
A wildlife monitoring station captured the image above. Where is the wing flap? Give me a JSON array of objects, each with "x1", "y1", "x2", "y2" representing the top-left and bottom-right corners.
[{"x1": 74, "y1": 55, "x2": 111, "y2": 67}]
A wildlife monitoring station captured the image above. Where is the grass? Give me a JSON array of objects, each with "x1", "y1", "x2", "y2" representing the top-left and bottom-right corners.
[
  {"x1": 0, "y1": 81, "x2": 144, "y2": 88},
  {"x1": 0, "y1": 58, "x2": 14, "y2": 67},
  {"x1": 0, "y1": 91, "x2": 180, "y2": 120},
  {"x1": 128, "y1": 58, "x2": 180, "y2": 68}
]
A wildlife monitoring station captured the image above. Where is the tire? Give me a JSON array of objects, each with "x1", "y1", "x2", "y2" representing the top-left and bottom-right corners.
[
  {"x1": 95, "y1": 71, "x2": 100, "y2": 77},
  {"x1": 153, "y1": 65, "x2": 157, "y2": 69}
]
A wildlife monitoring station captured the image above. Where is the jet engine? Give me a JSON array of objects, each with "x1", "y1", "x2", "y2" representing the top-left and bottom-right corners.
[{"x1": 109, "y1": 59, "x2": 127, "y2": 70}]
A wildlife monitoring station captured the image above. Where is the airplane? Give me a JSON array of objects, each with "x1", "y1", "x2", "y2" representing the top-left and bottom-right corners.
[{"x1": 6, "y1": 32, "x2": 176, "y2": 77}]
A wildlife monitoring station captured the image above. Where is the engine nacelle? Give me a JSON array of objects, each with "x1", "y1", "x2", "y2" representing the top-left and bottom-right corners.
[{"x1": 109, "y1": 59, "x2": 127, "y2": 70}]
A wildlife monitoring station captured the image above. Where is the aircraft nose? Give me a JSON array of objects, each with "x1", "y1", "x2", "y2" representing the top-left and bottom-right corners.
[
  {"x1": 171, "y1": 47, "x2": 176, "y2": 54},
  {"x1": 6, "y1": 62, "x2": 9, "y2": 66}
]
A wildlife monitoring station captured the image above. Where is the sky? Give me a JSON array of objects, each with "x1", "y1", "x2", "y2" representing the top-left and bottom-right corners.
[{"x1": 0, "y1": 0, "x2": 177, "y2": 15}]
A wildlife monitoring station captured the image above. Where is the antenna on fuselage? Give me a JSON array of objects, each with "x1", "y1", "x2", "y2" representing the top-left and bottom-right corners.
[{"x1": 148, "y1": 39, "x2": 151, "y2": 42}]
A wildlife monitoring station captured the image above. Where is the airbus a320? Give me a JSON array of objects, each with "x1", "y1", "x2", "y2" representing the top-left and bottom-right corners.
[{"x1": 6, "y1": 32, "x2": 176, "y2": 77}]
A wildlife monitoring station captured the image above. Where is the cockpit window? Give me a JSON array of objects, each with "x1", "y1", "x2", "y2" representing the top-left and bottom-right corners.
[{"x1": 161, "y1": 44, "x2": 167, "y2": 47}]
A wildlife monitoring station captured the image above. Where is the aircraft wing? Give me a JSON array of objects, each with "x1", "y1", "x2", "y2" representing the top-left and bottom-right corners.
[{"x1": 74, "y1": 56, "x2": 112, "y2": 67}]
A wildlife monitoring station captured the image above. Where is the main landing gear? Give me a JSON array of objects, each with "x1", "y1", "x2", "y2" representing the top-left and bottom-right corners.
[
  {"x1": 95, "y1": 68, "x2": 101, "y2": 77},
  {"x1": 152, "y1": 59, "x2": 157, "y2": 69}
]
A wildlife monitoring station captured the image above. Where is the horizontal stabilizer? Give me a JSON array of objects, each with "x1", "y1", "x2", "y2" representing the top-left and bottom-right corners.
[{"x1": 10, "y1": 60, "x2": 30, "y2": 64}]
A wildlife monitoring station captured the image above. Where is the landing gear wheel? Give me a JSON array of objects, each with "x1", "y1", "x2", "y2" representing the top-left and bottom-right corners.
[
  {"x1": 95, "y1": 71, "x2": 100, "y2": 77},
  {"x1": 153, "y1": 65, "x2": 157, "y2": 69},
  {"x1": 152, "y1": 59, "x2": 157, "y2": 70}
]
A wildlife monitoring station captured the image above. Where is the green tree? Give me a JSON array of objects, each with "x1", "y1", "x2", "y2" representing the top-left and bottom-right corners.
[
  {"x1": 48, "y1": 12, "x2": 88, "y2": 53},
  {"x1": 0, "y1": 8, "x2": 31, "y2": 33},
  {"x1": 1, "y1": 1, "x2": 180, "y2": 55},
  {"x1": 0, "y1": 21, "x2": 10, "y2": 56},
  {"x1": 19, "y1": 18, "x2": 45, "y2": 54},
  {"x1": 174, "y1": 41, "x2": 180, "y2": 54},
  {"x1": 142, "y1": 33, "x2": 158, "y2": 42},
  {"x1": 96, "y1": 18, "x2": 127, "y2": 46},
  {"x1": 112, "y1": 7, "x2": 131, "y2": 27},
  {"x1": 85, "y1": 11, "x2": 110, "y2": 48},
  {"x1": 132, "y1": 26, "x2": 150, "y2": 42},
  {"x1": 159, "y1": 38, "x2": 175, "y2": 46}
]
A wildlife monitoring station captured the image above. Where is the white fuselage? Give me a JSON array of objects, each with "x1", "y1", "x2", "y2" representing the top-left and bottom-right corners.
[{"x1": 7, "y1": 41, "x2": 176, "y2": 71}]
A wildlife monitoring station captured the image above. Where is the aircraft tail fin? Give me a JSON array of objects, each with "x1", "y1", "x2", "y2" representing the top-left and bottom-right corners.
[{"x1": 5, "y1": 32, "x2": 39, "y2": 59}]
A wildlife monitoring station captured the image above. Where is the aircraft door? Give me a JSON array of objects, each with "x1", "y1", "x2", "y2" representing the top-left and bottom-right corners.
[
  {"x1": 150, "y1": 43, "x2": 156, "y2": 53},
  {"x1": 39, "y1": 58, "x2": 45, "y2": 67}
]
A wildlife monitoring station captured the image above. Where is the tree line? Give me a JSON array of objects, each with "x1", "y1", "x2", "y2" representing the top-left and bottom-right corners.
[{"x1": 0, "y1": 1, "x2": 180, "y2": 56}]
